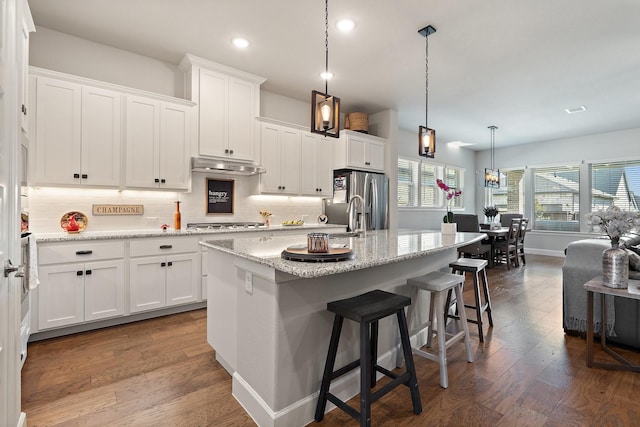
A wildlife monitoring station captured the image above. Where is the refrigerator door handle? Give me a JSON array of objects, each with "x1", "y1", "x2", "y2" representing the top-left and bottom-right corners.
[{"x1": 370, "y1": 178, "x2": 377, "y2": 230}]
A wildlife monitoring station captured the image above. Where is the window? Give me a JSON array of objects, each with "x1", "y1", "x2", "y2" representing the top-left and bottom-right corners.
[
  {"x1": 591, "y1": 161, "x2": 640, "y2": 213},
  {"x1": 532, "y1": 165, "x2": 580, "y2": 231},
  {"x1": 490, "y1": 169, "x2": 525, "y2": 215},
  {"x1": 397, "y1": 157, "x2": 464, "y2": 209}
]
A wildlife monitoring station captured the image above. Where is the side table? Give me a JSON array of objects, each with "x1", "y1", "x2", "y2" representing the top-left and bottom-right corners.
[{"x1": 584, "y1": 276, "x2": 640, "y2": 372}]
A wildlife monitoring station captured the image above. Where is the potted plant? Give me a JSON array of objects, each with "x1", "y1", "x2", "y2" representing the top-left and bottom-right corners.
[
  {"x1": 483, "y1": 206, "x2": 499, "y2": 223},
  {"x1": 436, "y1": 179, "x2": 462, "y2": 234}
]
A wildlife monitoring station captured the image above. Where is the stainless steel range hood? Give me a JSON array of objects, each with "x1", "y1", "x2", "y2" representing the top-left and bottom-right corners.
[{"x1": 191, "y1": 157, "x2": 265, "y2": 176}]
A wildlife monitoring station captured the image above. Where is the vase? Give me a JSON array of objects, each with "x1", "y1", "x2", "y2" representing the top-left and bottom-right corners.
[
  {"x1": 602, "y1": 241, "x2": 629, "y2": 288},
  {"x1": 441, "y1": 222, "x2": 457, "y2": 235}
]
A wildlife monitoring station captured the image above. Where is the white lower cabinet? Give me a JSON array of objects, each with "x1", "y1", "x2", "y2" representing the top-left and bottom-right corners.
[
  {"x1": 129, "y1": 237, "x2": 200, "y2": 313},
  {"x1": 37, "y1": 241, "x2": 125, "y2": 330}
]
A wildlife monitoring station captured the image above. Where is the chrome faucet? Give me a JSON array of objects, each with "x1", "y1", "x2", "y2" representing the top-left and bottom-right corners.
[{"x1": 346, "y1": 195, "x2": 366, "y2": 238}]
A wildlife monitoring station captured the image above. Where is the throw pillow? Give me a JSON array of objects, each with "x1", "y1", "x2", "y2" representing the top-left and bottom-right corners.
[{"x1": 625, "y1": 249, "x2": 640, "y2": 271}]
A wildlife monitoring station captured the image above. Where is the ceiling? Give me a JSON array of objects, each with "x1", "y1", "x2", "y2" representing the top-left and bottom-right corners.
[{"x1": 27, "y1": 0, "x2": 640, "y2": 151}]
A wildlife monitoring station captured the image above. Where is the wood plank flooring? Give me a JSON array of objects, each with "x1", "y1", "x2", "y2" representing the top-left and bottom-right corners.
[{"x1": 22, "y1": 255, "x2": 640, "y2": 426}]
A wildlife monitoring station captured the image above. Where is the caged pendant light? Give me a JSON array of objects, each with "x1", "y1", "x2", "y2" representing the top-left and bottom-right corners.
[
  {"x1": 418, "y1": 25, "x2": 436, "y2": 158},
  {"x1": 484, "y1": 125, "x2": 500, "y2": 188},
  {"x1": 311, "y1": 0, "x2": 340, "y2": 138}
]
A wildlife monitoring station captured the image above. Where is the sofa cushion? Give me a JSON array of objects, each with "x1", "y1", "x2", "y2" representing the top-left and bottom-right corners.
[
  {"x1": 626, "y1": 249, "x2": 640, "y2": 271},
  {"x1": 628, "y1": 244, "x2": 640, "y2": 255}
]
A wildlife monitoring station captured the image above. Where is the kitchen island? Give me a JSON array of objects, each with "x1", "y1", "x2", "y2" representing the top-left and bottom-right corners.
[{"x1": 201, "y1": 229, "x2": 486, "y2": 427}]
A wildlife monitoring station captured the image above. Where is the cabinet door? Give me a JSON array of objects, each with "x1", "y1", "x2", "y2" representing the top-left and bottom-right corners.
[
  {"x1": 129, "y1": 256, "x2": 166, "y2": 313},
  {"x1": 34, "y1": 77, "x2": 82, "y2": 186},
  {"x1": 165, "y1": 253, "x2": 199, "y2": 306},
  {"x1": 19, "y1": 10, "x2": 31, "y2": 136},
  {"x1": 301, "y1": 132, "x2": 333, "y2": 197},
  {"x1": 81, "y1": 86, "x2": 122, "y2": 187},
  {"x1": 367, "y1": 139, "x2": 385, "y2": 171},
  {"x1": 227, "y1": 77, "x2": 256, "y2": 161},
  {"x1": 280, "y1": 128, "x2": 301, "y2": 194},
  {"x1": 260, "y1": 124, "x2": 282, "y2": 193},
  {"x1": 346, "y1": 134, "x2": 368, "y2": 169},
  {"x1": 84, "y1": 260, "x2": 125, "y2": 321},
  {"x1": 125, "y1": 95, "x2": 160, "y2": 188},
  {"x1": 159, "y1": 102, "x2": 190, "y2": 190},
  {"x1": 37, "y1": 264, "x2": 84, "y2": 329},
  {"x1": 198, "y1": 69, "x2": 227, "y2": 157}
]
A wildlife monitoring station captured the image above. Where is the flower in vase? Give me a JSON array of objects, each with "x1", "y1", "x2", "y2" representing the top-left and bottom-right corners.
[
  {"x1": 585, "y1": 205, "x2": 640, "y2": 245},
  {"x1": 436, "y1": 178, "x2": 462, "y2": 223}
]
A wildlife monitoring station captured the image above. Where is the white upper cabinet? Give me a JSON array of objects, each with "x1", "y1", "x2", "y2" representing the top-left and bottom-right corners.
[
  {"x1": 124, "y1": 95, "x2": 191, "y2": 190},
  {"x1": 300, "y1": 132, "x2": 334, "y2": 197},
  {"x1": 260, "y1": 122, "x2": 301, "y2": 195},
  {"x1": 179, "y1": 54, "x2": 265, "y2": 163},
  {"x1": 32, "y1": 76, "x2": 122, "y2": 187},
  {"x1": 18, "y1": 0, "x2": 35, "y2": 136},
  {"x1": 334, "y1": 130, "x2": 385, "y2": 172}
]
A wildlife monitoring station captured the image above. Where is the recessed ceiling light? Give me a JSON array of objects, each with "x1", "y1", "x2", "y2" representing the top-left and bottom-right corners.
[
  {"x1": 336, "y1": 18, "x2": 355, "y2": 32},
  {"x1": 448, "y1": 141, "x2": 474, "y2": 147},
  {"x1": 320, "y1": 71, "x2": 333, "y2": 80},
  {"x1": 565, "y1": 105, "x2": 587, "y2": 114},
  {"x1": 232, "y1": 37, "x2": 250, "y2": 48}
]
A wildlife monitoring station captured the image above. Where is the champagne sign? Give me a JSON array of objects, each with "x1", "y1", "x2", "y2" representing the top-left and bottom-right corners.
[
  {"x1": 92, "y1": 204, "x2": 144, "y2": 215},
  {"x1": 207, "y1": 179, "x2": 234, "y2": 214}
]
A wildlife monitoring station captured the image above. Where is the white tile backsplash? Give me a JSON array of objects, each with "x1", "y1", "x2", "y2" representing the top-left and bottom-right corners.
[{"x1": 27, "y1": 173, "x2": 326, "y2": 232}]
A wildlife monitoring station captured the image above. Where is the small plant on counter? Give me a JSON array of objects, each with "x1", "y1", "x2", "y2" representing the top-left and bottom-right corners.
[
  {"x1": 436, "y1": 178, "x2": 462, "y2": 223},
  {"x1": 259, "y1": 210, "x2": 273, "y2": 226}
]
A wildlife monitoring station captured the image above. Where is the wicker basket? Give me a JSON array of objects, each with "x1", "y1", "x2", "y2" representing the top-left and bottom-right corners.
[{"x1": 345, "y1": 112, "x2": 368, "y2": 133}]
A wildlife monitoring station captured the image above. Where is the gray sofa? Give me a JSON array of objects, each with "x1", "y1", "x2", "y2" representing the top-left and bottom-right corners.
[{"x1": 562, "y1": 233, "x2": 640, "y2": 348}]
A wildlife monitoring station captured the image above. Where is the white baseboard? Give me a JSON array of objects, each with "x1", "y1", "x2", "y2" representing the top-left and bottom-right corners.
[{"x1": 232, "y1": 332, "x2": 428, "y2": 426}]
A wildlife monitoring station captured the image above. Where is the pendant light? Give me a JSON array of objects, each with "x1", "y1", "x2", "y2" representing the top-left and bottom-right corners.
[
  {"x1": 484, "y1": 125, "x2": 500, "y2": 188},
  {"x1": 418, "y1": 25, "x2": 436, "y2": 158},
  {"x1": 311, "y1": 0, "x2": 340, "y2": 138}
]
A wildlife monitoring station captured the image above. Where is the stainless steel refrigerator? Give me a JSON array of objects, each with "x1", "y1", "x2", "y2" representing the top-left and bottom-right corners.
[{"x1": 323, "y1": 169, "x2": 389, "y2": 231}]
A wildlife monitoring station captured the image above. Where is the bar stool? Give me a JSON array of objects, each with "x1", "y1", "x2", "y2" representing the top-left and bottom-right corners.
[
  {"x1": 407, "y1": 271, "x2": 474, "y2": 388},
  {"x1": 315, "y1": 290, "x2": 422, "y2": 426},
  {"x1": 448, "y1": 258, "x2": 493, "y2": 342}
]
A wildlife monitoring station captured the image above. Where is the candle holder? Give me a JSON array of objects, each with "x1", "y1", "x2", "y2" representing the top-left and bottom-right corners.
[{"x1": 307, "y1": 233, "x2": 329, "y2": 253}]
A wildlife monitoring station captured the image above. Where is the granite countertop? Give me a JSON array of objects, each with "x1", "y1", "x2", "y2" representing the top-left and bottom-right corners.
[
  {"x1": 34, "y1": 223, "x2": 346, "y2": 243},
  {"x1": 201, "y1": 229, "x2": 487, "y2": 278}
]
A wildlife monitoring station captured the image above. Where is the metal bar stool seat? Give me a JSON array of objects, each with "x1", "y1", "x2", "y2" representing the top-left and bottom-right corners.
[
  {"x1": 407, "y1": 271, "x2": 474, "y2": 388},
  {"x1": 315, "y1": 290, "x2": 422, "y2": 426}
]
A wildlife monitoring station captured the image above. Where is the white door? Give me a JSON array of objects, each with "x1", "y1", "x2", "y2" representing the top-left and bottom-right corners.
[{"x1": 1, "y1": 0, "x2": 26, "y2": 424}]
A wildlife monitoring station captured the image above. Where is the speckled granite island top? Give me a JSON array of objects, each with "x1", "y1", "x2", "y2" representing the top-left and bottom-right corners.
[{"x1": 200, "y1": 229, "x2": 487, "y2": 278}]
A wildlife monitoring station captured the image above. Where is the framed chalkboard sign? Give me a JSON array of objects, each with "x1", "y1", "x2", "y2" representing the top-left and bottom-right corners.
[{"x1": 206, "y1": 179, "x2": 234, "y2": 214}]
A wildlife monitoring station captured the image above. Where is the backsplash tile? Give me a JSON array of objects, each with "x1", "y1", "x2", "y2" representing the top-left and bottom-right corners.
[{"x1": 27, "y1": 173, "x2": 326, "y2": 232}]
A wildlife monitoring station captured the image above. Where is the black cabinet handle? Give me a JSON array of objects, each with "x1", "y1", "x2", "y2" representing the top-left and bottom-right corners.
[
  {"x1": 160, "y1": 244, "x2": 172, "y2": 249},
  {"x1": 224, "y1": 149, "x2": 229, "y2": 154},
  {"x1": 76, "y1": 271, "x2": 83, "y2": 276},
  {"x1": 76, "y1": 250, "x2": 93, "y2": 255},
  {"x1": 85, "y1": 270, "x2": 92, "y2": 275},
  {"x1": 161, "y1": 262, "x2": 166, "y2": 267},
  {"x1": 155, "y1": 178, "x2": 160, "y2": 183},
  {"x1": 229, "y1": 149, "x2": 234, "y2": 154},
  {"x1": 160, "y1": 178, "x2": 166, "y2": 183},
  {"x1": 81, "y1": 174, "x2": 88, "y2": 179},
  {"x1": 73, "y1": 173, "x2": 80, "y2": 178},
  {"x1": 167, "y1": 261, "x2": 173, "y2": 267}
]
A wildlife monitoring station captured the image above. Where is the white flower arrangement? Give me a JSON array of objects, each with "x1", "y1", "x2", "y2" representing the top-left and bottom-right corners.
[{"x1": 585, "y1": 205, "x2": 640, "y2": 244}]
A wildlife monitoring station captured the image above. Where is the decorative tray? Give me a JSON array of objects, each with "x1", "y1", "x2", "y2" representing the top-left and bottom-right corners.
[
  {"x1": 281, "y1": 246, "x2": 354, "y2": 262},
  {"x1": 60, "y1": 211, "x2": 89, "y2": 232}
]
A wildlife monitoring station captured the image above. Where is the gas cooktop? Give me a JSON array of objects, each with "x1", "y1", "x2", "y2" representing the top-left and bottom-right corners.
[{"x1": 186, "y1": 222, "x2": 265, "y2": 230}]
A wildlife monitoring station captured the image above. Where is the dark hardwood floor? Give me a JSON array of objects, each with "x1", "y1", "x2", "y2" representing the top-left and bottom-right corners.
[{"x1": 22, "y1": 255, "x2": 640, "y2": 426}]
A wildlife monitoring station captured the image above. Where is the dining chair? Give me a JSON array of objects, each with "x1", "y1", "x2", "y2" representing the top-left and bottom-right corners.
[
  {"x1": 492, "y1": 218, "x2": 520, "y2": 269},
  {"x1": 499, "y1": 213, "x2": 523, "y2": 227},
  {"x1": 516, "y1": 218, "x2": 529, "y2": 265},
  {"x1": 452, "y1": 214, "x2": 492, "y2": 260}
]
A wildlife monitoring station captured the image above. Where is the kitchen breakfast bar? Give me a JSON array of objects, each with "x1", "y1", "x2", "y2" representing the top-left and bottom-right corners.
[{"x1": 200, "y1": 229, "x2": 486, "y2": 427}]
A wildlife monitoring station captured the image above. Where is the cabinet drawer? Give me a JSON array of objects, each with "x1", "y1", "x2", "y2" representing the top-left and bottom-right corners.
[
  {"x1": 39, "y1": 240, "x2": 125, "y2": 265},
  {"x1": 130, "y1": 236, "x2": 199, "y2": 257}
]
